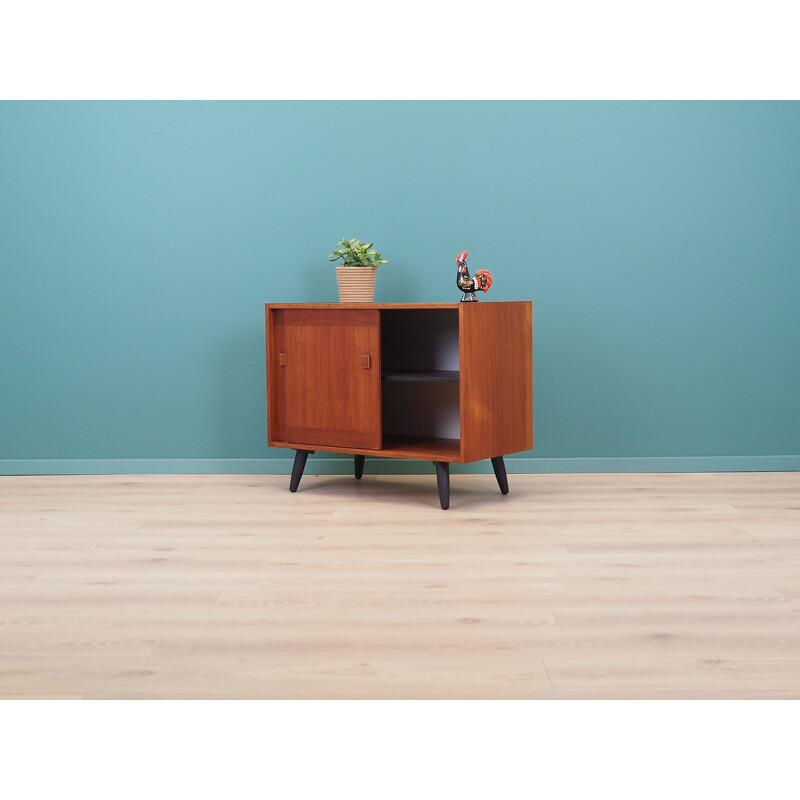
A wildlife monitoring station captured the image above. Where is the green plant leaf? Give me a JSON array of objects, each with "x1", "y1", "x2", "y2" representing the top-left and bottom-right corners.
[{"x1": 328, "y1": 237, "x2": 386, "y2": 267}]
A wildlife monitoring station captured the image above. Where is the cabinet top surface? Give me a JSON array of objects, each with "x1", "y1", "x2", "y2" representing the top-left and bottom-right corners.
[{"x1": 265, "y1": 301, "x2": 530, "y2": 310}]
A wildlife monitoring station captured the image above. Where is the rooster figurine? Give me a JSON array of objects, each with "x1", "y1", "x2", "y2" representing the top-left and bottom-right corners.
[{"x1": 456, "y1": 251, "x2": 492, "y2": 302}]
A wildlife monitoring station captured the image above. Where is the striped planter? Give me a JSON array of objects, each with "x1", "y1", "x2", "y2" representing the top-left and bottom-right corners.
[{"x1": 336, "y1": 266, "x2": 378, "y2": 303}]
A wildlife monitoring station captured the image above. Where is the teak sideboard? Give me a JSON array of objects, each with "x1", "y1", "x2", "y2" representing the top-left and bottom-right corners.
[{"x1": 265, "y1": 302, "x2": 532, "y2": 509}]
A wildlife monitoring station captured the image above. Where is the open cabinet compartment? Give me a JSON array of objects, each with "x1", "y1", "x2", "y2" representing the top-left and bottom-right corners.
[{"x1": 379, "y1": 309, "x2": 461, "y2": 460}]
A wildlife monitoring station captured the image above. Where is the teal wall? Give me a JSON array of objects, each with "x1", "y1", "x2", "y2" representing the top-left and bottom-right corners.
[{"x1": 2, "y1": 102, "x2": 799, "y2": 474}]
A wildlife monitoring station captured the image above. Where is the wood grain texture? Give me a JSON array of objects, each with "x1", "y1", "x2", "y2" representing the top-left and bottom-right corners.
[
  {"x1": 267, "y1": 303, "x2": 462, "y2": 310},
  {"x1": 267, "y1": 303, "x2": 532, "y2": 464},
  {"x1": 266, "y1": 302, "x2": 537, "y2": 310},
  {"x1": 459, "y1": 301, "x2": 533, "y2": 462},
  {"x1": 269, "y1": 308, "x2": 382, "y2": 450},
  {"x1": 1, "y1": 471, "x2": 799, "y2": 699},
  {"x1": 265, "y1": 307, "x2": 285, "y2": 442}
]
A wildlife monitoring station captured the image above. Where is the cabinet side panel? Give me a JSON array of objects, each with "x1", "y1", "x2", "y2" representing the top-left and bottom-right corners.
[
  {"x1": 459, "y1": 302, "x2": 532, "y2": 462},
  {"x1": 266, "y1": 307, "x2": 286, "y2": 443}
]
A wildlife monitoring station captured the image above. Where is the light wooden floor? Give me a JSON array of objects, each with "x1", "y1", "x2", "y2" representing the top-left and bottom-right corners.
[{"x1": 1, "y1": 471, "x2": 799, "y2": 699}]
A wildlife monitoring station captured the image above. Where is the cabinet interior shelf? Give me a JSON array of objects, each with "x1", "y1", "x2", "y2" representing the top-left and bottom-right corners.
[
  {"x1": 264, "y1": 435, "x2": 462, "y2": 462},
  {"x1": 381, "y1": 369, "x2": 459, "y2": 383},
  {"x1": 381, "y1": 435, "x2": 461, "y2": 460}
]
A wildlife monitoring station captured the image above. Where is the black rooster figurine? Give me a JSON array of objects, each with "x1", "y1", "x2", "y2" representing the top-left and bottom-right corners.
[{"x1": 456, "y1": 251, "x2": 492, "y2": 302}]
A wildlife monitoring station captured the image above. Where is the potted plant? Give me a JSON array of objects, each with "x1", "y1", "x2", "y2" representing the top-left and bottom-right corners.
[{"x1": 328, "y1": 238, "x2": 388, "y2": 303}]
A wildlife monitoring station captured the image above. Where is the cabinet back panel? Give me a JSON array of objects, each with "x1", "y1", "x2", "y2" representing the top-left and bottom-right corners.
[{"x1": 382, "y1": 382, "x2": 460, "y2": 440}]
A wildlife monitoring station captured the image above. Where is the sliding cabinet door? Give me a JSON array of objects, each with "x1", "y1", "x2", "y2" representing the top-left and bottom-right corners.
[{"x1": 270, "y1": 309, "x2": 381, "y2": 449}]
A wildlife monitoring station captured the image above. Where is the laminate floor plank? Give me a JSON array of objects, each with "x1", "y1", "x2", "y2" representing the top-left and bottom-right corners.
[{"x1": 1, "y1": 472, "x2": 799, "y2": 698}]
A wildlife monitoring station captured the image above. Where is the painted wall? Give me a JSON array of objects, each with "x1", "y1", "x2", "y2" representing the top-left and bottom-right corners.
[{"x1": 1, "y1": 102, "x2": 799, "y2": 473}]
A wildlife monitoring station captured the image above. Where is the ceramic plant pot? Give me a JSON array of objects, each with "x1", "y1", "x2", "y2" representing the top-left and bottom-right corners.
[{"x1": 336, "y1": 266, "x2": 378, "y2": 303}]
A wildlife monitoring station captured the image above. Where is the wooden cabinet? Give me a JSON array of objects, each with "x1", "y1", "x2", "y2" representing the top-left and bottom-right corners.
[{"x1": 265, "y1": 302, "x2": 532, "y2": 509}]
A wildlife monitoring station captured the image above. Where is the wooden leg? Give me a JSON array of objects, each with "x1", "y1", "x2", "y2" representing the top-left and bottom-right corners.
[
  {"x1": 354, "y1": 454, "x2": 365, "y2": 480},
  {"x1": 491, "y1": 456, "x2": 509, "y2": 495},
  {"x1": 289, "y1": 450, "x2": 313, "y2": 493},
  {"x1": 434, "y1": 461, "x2": 450, "y2": 510}
]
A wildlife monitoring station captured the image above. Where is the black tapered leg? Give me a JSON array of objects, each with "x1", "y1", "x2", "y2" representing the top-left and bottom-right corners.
[
  {"x1": 434, "y1": 461, "x2": 450, "y2": 510},
  {"x1": 289, "y1": 449, "x2": 313, "y2": 493},
  {"x1": 491, "y1": 456, "x2": 509, "y2": 495},
  {"x1": 354, "y1": 454, "x2": 365, "y2": 480}
]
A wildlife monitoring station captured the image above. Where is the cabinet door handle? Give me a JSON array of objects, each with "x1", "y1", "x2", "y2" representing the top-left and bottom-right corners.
[
  {"x1": 279, "y1": 352, "x2": 286, "y2": 366},
  {"x1": 361, "y1": 355, "x2": 371, "y2": 369}
]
